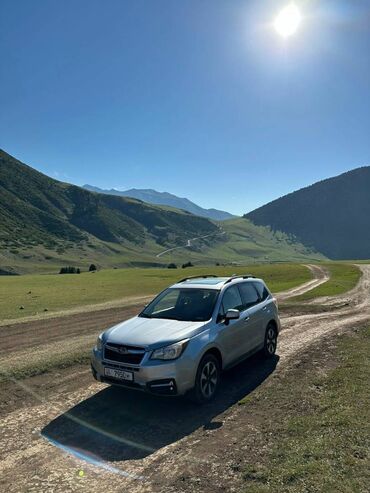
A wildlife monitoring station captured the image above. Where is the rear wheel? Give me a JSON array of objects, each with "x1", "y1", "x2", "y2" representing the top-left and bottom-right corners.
[
  {"x1": 263, "y1": 323, "x2": 277, "y2": 357},
  {"x1": 190, "y1": 353, "x2": 220, "y2": 404}
]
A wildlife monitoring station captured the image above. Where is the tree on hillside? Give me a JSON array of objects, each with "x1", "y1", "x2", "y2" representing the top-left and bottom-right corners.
[
  {"x1": 59, "y1": 266, "x2": 80, "y2": 274},
  {"x1": 167, "y1": 263, "x2": 177, "y2": 269},
  {"x1": 89, "y1": 264, "x2": 97, "y2": 272},
  {"x1": 182, "y1": 261, "x2": 194, "y2": 268}
]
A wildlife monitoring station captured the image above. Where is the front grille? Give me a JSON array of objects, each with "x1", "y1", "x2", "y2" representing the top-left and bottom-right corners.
[
  {"x1": 104, "y1": 362, "x2": 140, "y2": 372},
  {"x1": 104, "y1": 343, "x2": 145, "y2": 365}
]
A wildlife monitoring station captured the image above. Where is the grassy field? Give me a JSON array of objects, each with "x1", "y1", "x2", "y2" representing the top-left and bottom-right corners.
[
  {"x1": 292, "y1": 262, "x2": 362, "y2": 301},
  {"x1": 0, "y1": 263, "x2": 311, "y2": 322},
  {"x1": 241, "y1": 327, "x2": 370, "y2": 493}
]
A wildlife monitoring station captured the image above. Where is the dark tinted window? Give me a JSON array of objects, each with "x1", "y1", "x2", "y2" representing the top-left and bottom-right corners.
[
  {"x1": 238, "y1": 282, "x2": 260, "y2": 308},
  {"x1": 252, "y1": 282, "x2": 269, "y2": 301},
  {"x1": 220, "y1": 285, "x2": 243, "y2": 316}
]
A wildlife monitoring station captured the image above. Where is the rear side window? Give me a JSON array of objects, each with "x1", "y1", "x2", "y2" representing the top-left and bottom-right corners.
[
  {"x1": 238, "y1": 282, "x2": 260, "y2": 309},
  {"x1": 220, "y1": 285, "x2": 243, "y2": 316},
  {"x1": 252, "y1": 282, "x2": 270, "y2": 301}
]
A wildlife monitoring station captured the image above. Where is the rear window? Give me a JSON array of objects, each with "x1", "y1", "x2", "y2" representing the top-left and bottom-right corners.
[
  {"x1": 238, "y1": 282, "x2": 260, "y2": 309},
  {"x1": 252, "y1": 281, "x2": 270, "y2": 301}
]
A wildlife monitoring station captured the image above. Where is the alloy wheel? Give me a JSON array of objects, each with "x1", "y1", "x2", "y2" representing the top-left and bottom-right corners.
[
  {"x1": 266, "y1": 327, "x2": 277, "y2": 355},
  {"x1": 200, "y1": 360, "x2": 218, "y2": 399}
]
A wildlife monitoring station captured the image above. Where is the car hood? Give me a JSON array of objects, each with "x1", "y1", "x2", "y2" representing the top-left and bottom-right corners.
[{"x1": 104, "y1": 316, "x2": 207, "y2": 349}]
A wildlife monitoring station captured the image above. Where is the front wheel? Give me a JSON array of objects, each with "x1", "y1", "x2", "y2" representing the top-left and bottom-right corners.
[
  {"x1": 190, "y1": 354, "x2": 220, "y2": 404},
  {"x1": 263, "y1": 323, "x2": 278, "y2": 358}
]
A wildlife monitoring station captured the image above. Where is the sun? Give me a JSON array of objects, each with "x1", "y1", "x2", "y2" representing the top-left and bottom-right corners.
[{"x1": 274, "y1": 4, "x2": 302, "y2": 38}]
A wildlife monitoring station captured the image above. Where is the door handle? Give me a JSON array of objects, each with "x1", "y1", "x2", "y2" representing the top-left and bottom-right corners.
[{"x1": 244, "y1": 316, "x2": 250, "y2": 321}]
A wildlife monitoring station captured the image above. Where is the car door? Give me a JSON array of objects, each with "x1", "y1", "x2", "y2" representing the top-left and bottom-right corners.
[
  {"x1": 238, "y1": 282, "x2": 265, "y2": 353},
  {"x1": 216, "y1": 285, "x2": 247, "y2": 366}
]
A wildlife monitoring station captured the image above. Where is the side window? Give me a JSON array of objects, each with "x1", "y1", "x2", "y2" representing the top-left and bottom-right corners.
[
  {"x1": 252, "y1": 282, "x2": 269, "y2": 302},
  {"x1": 219, "y1": 285, "x2": 243, "y2": 317},
  {"x1": 238, "y1": 282, "x2": 260, "y2": 309}
]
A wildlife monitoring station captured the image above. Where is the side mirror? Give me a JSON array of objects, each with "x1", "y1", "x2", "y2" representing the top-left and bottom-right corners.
[{"x1": 224, "y1": 309, "x2": 240, "y2": 324}]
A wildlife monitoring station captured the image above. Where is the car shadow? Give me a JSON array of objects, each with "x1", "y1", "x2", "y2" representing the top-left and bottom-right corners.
[{"x1": 41, "y1": 353, "x2": 279, "y2": 462}]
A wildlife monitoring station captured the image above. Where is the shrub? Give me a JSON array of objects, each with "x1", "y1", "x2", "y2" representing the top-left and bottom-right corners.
[
  {"x1": 59, "y1": 266, "x2": 80, "y2": 274},
  {"x1": 182, "y1": 261, "x2": 194, "y2": 269},
  {"x1": 89, "y1": 264, "x2": 97, "y2": 272},
  {"x1": 167, "y1": 263, "x2": 177, "y2": 269}
]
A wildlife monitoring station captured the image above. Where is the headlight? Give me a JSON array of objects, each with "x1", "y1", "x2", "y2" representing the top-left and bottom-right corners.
[
  {"x1": 151, "y1": 339, "x2": 189, "y2": 360},
  {"x1": 95, "y1": 333, "x2": 103, "y2": 351}
]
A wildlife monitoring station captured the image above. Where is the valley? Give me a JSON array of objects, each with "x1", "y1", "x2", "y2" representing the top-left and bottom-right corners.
[{"x1": 0, "y1": 149, "x2": 325, "y2": 274}]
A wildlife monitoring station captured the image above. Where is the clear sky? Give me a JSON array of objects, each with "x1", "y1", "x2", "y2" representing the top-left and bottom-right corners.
[{"x1": 1, "y1": 1, "x2": 369, "y2": 215}]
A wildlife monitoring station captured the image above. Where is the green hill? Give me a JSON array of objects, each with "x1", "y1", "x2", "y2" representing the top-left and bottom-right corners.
[
  {"x1": 245, "y1": 167, "x2": 370, "y2": 260},
  {"x1": 0, "y1": 149, "x2": 219, "y2": 272},
  {"x1": 0, "y1": 150, "x2": 326, "y2": 273},
  {"x1": 171, "y1": 217, "x2": 326, "y2": 265}
]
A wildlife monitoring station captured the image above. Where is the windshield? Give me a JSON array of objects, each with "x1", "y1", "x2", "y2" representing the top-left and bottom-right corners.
[{"x1": 139, "y1": 288, "x2": 219, "y2": 322}]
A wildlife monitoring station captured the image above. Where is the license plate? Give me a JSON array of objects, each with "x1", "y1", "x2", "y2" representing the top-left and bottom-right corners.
[{"x1": 104, "y1": 367, "x2": 134, "y2": 382}]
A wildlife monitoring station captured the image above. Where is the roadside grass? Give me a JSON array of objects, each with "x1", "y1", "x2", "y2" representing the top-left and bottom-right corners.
[
  {"x1": 0, "y1": 263, "x2": 311, "y2": 321},
  {"x1": 292, "y1": 262, "x2": 361, "y2": 301},
  {"x1": 0, "y1": 335, "x2": 94, "y2": 382},
  {"x1": 241, "y1": 327, "x2": 370, "y2": 493},
  {"x1": 0, "y1": 350, "x2": 91, "y2": 383}
]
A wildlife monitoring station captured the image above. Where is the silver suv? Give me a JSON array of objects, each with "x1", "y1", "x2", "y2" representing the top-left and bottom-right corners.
[{"x1": 91, "y1": 274, "x2": 280, "y2": 403}]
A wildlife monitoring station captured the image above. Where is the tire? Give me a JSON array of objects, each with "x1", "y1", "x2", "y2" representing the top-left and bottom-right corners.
[
  {"x1": 263, "y1": 323, "x2": 278, "y2": 358},
  {"x1": 190, "y1": 353, "x2": 221, "y2": 404}
]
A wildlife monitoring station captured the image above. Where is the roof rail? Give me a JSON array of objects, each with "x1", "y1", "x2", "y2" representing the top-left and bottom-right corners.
[
  {"x1": 177, "y1": 274, "x2": 218, "y2": 283},
  {"x1": 224, "y1": 274, "x2": 256, "y2": 284}
]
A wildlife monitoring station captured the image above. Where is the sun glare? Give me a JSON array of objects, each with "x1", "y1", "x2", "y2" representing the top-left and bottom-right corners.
[{"x1": 274, "y1": 4, "x2": 302, "y2": 38}]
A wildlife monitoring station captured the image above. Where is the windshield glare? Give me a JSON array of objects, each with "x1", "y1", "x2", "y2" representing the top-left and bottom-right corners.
[{"x1": 139, "y1": 288, "x2": 219, "y2": 322}]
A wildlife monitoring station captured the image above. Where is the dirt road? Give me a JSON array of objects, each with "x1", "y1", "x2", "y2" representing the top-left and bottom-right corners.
[
  {"x1": 0, "y1": 264, "x2": 324, "y2": 377},
  {"x1": 0, "y1": 265, "x2": 369, "y2": 492},
  {"x1": 276, "y1": 263, "x2": 329, "y2": 300}
]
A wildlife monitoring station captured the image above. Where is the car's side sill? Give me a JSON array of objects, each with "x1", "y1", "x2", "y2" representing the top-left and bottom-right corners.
[{"x1": 223, "y1": 343, "x2": 264, "y2": 371}]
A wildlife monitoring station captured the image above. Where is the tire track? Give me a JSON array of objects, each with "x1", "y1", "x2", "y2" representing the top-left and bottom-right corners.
[{"x1": 276, "y1": 264, "x2": 329, "y2": 300}]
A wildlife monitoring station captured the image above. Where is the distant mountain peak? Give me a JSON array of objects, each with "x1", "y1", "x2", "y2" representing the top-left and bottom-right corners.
[{"x1": 83, "y1": 185, "x2": 235, "y2": 221}]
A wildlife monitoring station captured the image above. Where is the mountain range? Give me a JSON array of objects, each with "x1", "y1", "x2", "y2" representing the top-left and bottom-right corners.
[
  {"x1": 2, "y1": 148, "x2": 368, "y2": 274},
  {"x1": 83, "y1": 185, "x2": 234, "y2": 221},
  {"x1": 0, "y1": 149, "x2": 223, "y2": 272},
  {"x1": 0, "y1": 149, "x2": 322, "y2": 273}
]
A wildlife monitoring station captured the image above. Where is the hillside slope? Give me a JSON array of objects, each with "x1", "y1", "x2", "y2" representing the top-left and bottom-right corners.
[
  {"x1": 0, "y1": 150, "x2": 218, "y2": 266},
  {"x1": 201, "y1": 218, "x2": 326, "y2": 264},
  {"x1": 245, "y1": 167, "x2": 370, "y2": 260},
  {"x1": 83, "y1": 185, "x2": 235, "y2": 221},
  {"x1": 0, "y1": 150, "x2": 327, "y2": 273}
]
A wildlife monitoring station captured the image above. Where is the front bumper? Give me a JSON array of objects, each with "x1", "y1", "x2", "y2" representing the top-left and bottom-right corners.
[{"x1": 91, "y1": 347, "x2": 195, "y2": 396}]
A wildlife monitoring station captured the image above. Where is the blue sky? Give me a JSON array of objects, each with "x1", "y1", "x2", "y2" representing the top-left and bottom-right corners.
[{"x1": 1, "y1": 0, "x2": 369, "y2": 215}]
